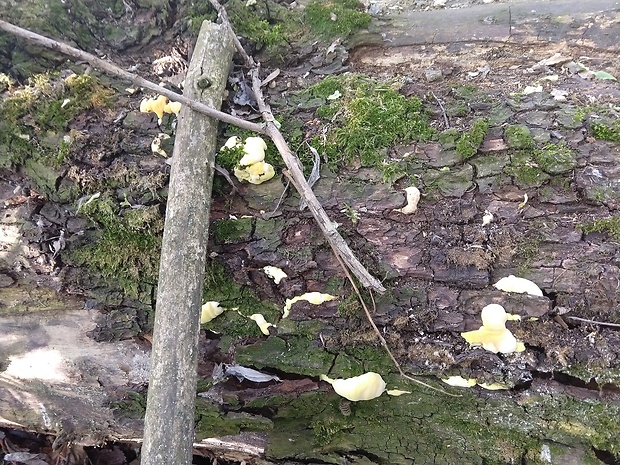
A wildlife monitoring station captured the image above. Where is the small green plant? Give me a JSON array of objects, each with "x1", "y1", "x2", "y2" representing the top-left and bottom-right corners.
[
  {"x1": 305, "y1": 0, "x2": 371, "y2": 39},
  {"x1": 456, "y1": 118, "x2": 488, "y2": 159},
  {"x1": 533, "y1": 142, "x2": 577, "y2": 175},
  {"x1": 591, "y1": 121, "x2": 620, "y2": 142},
  {"x1": 579, "y1": 216, "x2": 620, "y2": 241}
]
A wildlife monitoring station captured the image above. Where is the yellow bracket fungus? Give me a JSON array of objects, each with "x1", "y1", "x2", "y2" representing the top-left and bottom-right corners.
[
  {"x1": 222, "y1": 136, "x2": 242, "y2": 150},
  {"x1": 442, "y1": 376, "x2": 477, "y2": 388},
  {"x1": 320, "y1": 372, "x2": 411, "y2": 401},
  {"x1": 200, "y1": 301, "x2": 225, "y2": 324},
  {"x1": 394, "y1": 186, "x2": 421, "y2": 214},
  {"x1": 263, "y1": 265, "x2": 287, "y2": 284},
  {"x1": 249, "y1": 313, "x2": 275, "y2": 335},
  {"x1": 234, "y1": 161, "x2": 275, "y2": 185},
  {"x1": 320, "y1": 372, "x2": 386, "y2": 401},
  {"x1": 140, "y1": 95, "x2": 182, "y2": 122},
  {"x1": 239, "y1": 136, "x2": 268, "y2": 166},
  {"x1": 493, "y1": 275, "x2": 543, "y2": 296},
  {"x1": 283, "y1": 292, "x2": 337, "y2": 318},
  {"x1": 461, "y1": 304, "x2": 525, "y2": 354}
]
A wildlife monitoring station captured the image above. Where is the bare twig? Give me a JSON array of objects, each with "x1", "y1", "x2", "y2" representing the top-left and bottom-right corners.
[
  {"x1": 566, "y1": 316, "x2": 620, "y2": 328},
  {"x1": 249, "y1": 67, "x2": 385, "y2": 292},
  {"x1": 0, "y1": 20, "x2": 264, "y2": 135},
  {"x1": 431, "y1": 91, "x2": 449, "y2": 129}
]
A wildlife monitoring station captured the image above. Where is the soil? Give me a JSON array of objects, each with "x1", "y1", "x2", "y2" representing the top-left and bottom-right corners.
[{"x1": 1, "y1": 0, "x2": 620, "y2": 464}]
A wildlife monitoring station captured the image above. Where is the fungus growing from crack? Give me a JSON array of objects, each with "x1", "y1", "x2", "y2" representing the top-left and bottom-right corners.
[
  {"x1": 461, "y1": 304, "x2": 525, "y2": 354},
  {"x1": 200, "y1": 301, "x2": 225, "y2": 324},
  {"x1": 442, "y1": 376, "x2": 477, "y2": 388},
  {"x1": 394, "y1": 186, "x2": 421, "y2": 214},
  {"x1": 482, "y1": 210, "x2": 494, "y2": 226},
  {"x1": 249, "y1": 313, "x2": 275, "y2": 335},
  {"x1": 494, "y1": 275, "x2": 543, "y2": 296},
  {"x1": 320, "y1": 372, "x2": 386, "y2": 401},
  {"x1": 283, "y1": 292, "x2": 337, "y2": 318},
  {"x1": 320, "y1": 372, "x2": 410, "y2": 401},
  {"x1": 263, "y1": 265, "x2": 287, "y2": 284}
]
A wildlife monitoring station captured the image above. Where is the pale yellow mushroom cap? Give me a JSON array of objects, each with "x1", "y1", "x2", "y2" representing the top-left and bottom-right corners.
[
  {"x1": 222, "y1": 136, "x2": 242, "y2": 150},
  {"x1": 461, "y1": 304, "x2": 525, "y2": 354},
  {"x1": 164, "y1": 101, "x2": 182, "y2": 116},
  {"x1": 200, "y1": 301, "x2": 225, "y2": 324},
  {"x1": 493, "y1": 275, "x2": 543, "y2": 296},
  {"x1": 320, "y1": 372, "x2": 387, "y2": 401},
  {"x1": 239, "y1": 136, "x2": 267, "y2": 166},
  {"x1": 249, "y1": 313, "x2": 275, "y2": 335},
  {"x1": 150, "y1": 95, "x2": 168, "y2": 120},
  {"x1": 139, "y1": 98, "x2": 152, "y2": 113}
]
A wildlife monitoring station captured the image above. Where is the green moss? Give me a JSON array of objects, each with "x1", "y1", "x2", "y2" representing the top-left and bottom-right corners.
[
  {"x1": 591, "y1": 121, "x2": 620, "y2": 142},
  {"x1": 0, "y1": 72, "x2": 113, "y2": 177},
  {"x1": 212, "y1": 217, "x2": 254, "y2": 244},
  {"x1": 195, "y1": 399, "x2": 273, "y2": 438},
  {"x1": 455, "y1": 118, "x2": 488, "y2": 159},
  {"x1": 579, "y1": 216, "x2": 620, "y2": 241},
  {"x1": 202, "y1": 260, "x2": 281, "y2": 338},
  {"x1": 65, "y1": 196, "x2": 163, "y2": 297},
  {"x1": 308, "y1": 75, "x2": 434, "y2": 170},
  {"x1": 533, "y1": 142, "x2": 577, "y2": 175},
  {"x1": 111, "y1": 390, "x2": 147, "y2": 419},
  {"x1": 337, "y1": 293, "x2": 362, "y2": 317},
  {"x1": 505, "y1": 124, "x2": 535, "y2": 149},
  {"x1": 304, "y1": 0, "x2": 371, "y2": 39},
  {"x1": 505, "y1": 150, "x2": 550, "y2": 188}
]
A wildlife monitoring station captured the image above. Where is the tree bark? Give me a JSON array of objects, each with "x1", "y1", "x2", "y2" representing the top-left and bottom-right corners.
[{"x1": 140, "y1": 21, "x2": 233, "y2": 465}]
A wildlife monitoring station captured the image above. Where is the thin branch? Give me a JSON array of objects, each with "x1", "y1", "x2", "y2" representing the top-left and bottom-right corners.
[
  {"x1": 566, "y1": 316, "x2": 620, "y2": 328},
  {"x1": 0, "y1": 19, "x2": 264, "y2": 135},
  {"x1": 431, "y1": 91, "x2": 449, "y2": 129}
]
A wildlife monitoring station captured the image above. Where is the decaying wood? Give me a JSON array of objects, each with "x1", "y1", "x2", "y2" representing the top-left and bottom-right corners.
[
  {"x1": 140, "y1": 22, "x2": 234, "y2": 465},
  {"x1": 0, "y1": 18, "x2": 385, "y2": 293}
]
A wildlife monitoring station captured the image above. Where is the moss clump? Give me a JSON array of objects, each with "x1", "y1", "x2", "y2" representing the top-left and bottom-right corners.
[
  {"x1": 309, "y1": 75, "x2": 434, "y2": 169},
  {"x1": 0, "y1": 73, "x2": 113, "y2": 172},
  {"x1": 590, "y1": 121, "x2": 620, "y2": 142},
  {"x1": 579, "y1": 216, "x2": 620, "y2": 241},
  {"x1": 66, "y1": 196, "x2": 163, "y2": 297},
  {"x1": 455, "y1": 118, "x2": 488, "y2": 159},
  {"x1": 505, "y1": 124, "x2": 535, "y2": 149},
  {"x1": 304, "y1": 0, "x2": 371, "y2": 39},
  {"x1": 505, "y1": 150, "x2": 550, "y2": 188},
  {"x1": 534, "y1": 142, "x2": 577, "y2": 175}
]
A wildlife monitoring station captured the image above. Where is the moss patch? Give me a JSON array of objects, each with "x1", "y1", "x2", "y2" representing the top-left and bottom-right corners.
[
  {"x1": 505, "y1": 124, "x2": 535, "y2": 149},
  {"x1": 534, "y1": 142, "x2": 577, "y2": 175},
  {"x1": 304, "y1": 0, "x2": 371, "y2": 39},
  {"x1": 455, "y1": 118, "x2": 489, "y2": 160},
  {"x1": 308, "y1": 75, "x2": 434, "y2": 170},
  {"x1": 579, "y1": 216, "x2": 620, "y2": 241},
  {"x1": 0, "y1": 73, "x2": 113, "y2": 199},
  {"x1": 65, "y1": 196, "x2": 163, "y2": 298}
]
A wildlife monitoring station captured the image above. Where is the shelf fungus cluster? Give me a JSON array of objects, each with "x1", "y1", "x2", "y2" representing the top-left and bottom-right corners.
[
  {"x1": 461, "y1": 303, "x2": 525, "y2": 354},
  {"x1": 222, "y1": 136, "x2": 276, "y2": 185},
  {"x1": 460, "y1": 276, "x2": 542, "y2": 355},
  {"x1": 140, "y1": 95, "x2": 181, "y2": 122},
  {"x1": 320, "y1": 372, "x2": 410, "y2": 402}
]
